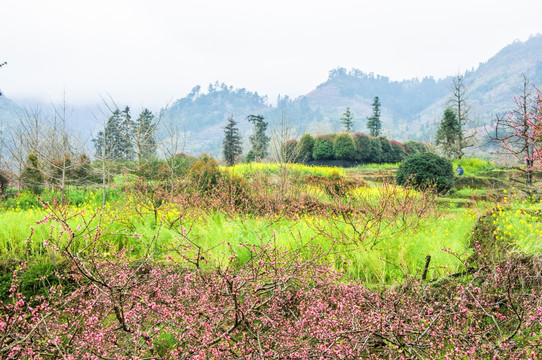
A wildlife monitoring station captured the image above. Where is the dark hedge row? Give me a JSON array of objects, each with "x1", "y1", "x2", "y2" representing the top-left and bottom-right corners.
[{"x1": 285, "y1": 133, "x2": 428, "y2": 164}]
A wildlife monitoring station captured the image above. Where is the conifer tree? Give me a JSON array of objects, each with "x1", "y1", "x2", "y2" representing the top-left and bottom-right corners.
[
  {"x1": 223, "y1": 115, "x2": 242, "y2": 166},
  {"x1": 93, "y1": 107, "x2": 134, "y2": 161},
  {"x1": 246, "y1": 114, "x2": 269, "y2": 162},
  {"x1": 436, "y1": 108, "x2": 459, "y2": 159},
  {"x1": 366, "y1": 96, "x2": 382, "y2": 137},
  {"x1": 340, "y1": 107, "x2": 355, "y2": 133},
  {"x1": 133, "y1": 108, "x2": 157, "y2": 164}
]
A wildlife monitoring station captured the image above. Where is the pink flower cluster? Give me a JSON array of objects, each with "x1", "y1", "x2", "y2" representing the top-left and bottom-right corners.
[{"x1": 1, "y1": 243, "x2": 541, "y2": 359}]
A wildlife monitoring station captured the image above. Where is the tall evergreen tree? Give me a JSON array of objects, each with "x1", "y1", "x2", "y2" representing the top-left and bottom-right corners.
[
  {"x1": 340, "y1": 107, "x2": 355, "y2": 133},
  {"x1": 366, "y1": 96, "x2": 382, "y2": 137},
  {"x1": 222, "y1": 115, "x2": 243, "y2": 166},
  {"x1": 246, "y1": 114, "x2": 269, "y2": 162},
  {"x1": 93, "y1": 107, "x2": 134, "y2": 161},
  {"x1": 133, "y1": 108, "x2": 157, "y2": 164},
  {"x1": 436, "y1": 108, "x2": 459, "y2": 159}
]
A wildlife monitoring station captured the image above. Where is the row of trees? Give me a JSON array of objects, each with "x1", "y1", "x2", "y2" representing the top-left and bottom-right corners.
[
  {"x1": 221, "y1": 101, "x2": 422, "y2": 167},
  {"x1": 283, "y1": 132, "x2": 427, "y2": 164},
  {"x1": 222, "y1": 114, "x2": 270, "y2": 166},
  {"x1": 92, "y1": 106, "x2": 158, "y2": 165},
  {"x1": 338, "y1": 96, "x2": 382, "y2": 136}
]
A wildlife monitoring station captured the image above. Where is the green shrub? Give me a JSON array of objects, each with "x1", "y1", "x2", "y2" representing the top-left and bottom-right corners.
[
  {"x1": 189, "y1": 154, "x2": 221, "y2": 191},
  {"x1": 378, "y1": 137, "x2": 393, "y2": 163},
  {"x1": 389, "y1": 140, "x2": 406, "y2": 163},
  {"x1": 353, "y1": 133, "x2": 372, "y2": 162},
  {"x1": 405, "y1": 141, "x2": 428, "y2": 154},
  {"x1": 296, "y1": 133, "x2": 315, "y2": 163},
  {"x1": 135, "y1": 158, "x2": 166, "y2": 180},
  {"x1": 21, "y1": 153, "x2": 45, "y2": 195},
  {"x1": 333, "y1": 133, "x2": 357, "y2": 161},
  {"x1": 312, "y1": 135, "x2": 335, "y2": 160},
  {"x1": 368, "y1": 137, "x2": 383, "y2": 163},
  {"x1": 396, "y1": 152, "x2": 454, "y2": 193}
]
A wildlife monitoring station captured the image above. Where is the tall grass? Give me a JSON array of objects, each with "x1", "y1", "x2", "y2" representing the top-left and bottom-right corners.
[
  {"x1": 0, "y1": 201, "x2": 479, "y2": 285},
  {"x1": 1, "y1": 172, "x2": 539, "y2": 286}
]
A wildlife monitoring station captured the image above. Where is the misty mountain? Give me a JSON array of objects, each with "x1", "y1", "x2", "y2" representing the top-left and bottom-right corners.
[
  {"x1": 162, "y1": 35, "x2": 542, "y2": 156},
  {"x1": 0, "y1": 95, "x2": 21, "y2": 125},
  {"x1": 3, "y1": 35, "x2": 542, "y2": 158},
  {"x1": 413, "y1": 34, "x2": 542, "y2": 140}
]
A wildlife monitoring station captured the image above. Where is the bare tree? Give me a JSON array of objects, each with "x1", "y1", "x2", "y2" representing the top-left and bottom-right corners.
[
  {"x1": 3, "y1": 97, "x2": 88, "y2": 199},
  {"x1": 269, "y1": 109, "x2": 298, "y2": 164},
  {"x1": 449, "y1": 74, "x2": 477, "y2": 159},
  {"x1": 92, "y1": 97, "x2": 119, "y2": 207},
  {"x1": 4, "y1": 107, "x2": 46, "y2": 189},
  {"x1": 117, "y1": 106, "x2": 164, "y2": 168},
  {"x1": 268, "y1": 110, "x2": 301, "y2": 190},
  {"x1": 490, "y1": 75, "x2": 539, "y2": 185},
  {"x1": 45, "y1": 97, "x2": 89, "y2": 202},
  {"x1": 156, "y1": 103, "x2": 191, "y2": 184}
]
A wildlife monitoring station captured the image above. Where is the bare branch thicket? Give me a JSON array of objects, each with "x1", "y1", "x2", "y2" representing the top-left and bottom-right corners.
[
  {"x1": 489, "y1": 75, "x2": 540, "y2": 185},
  {"x1": 4, "y1": 107, "x2": 46, "y2": 189},
  {"x1": 269, "y1": 110, "x2": 301, "y2": 190},
  {"x1": 46, "y1": 95, "x2": 90, "y2": 201},
  {"x1": 269, "y1": 109, "x2": 299, "y2": 164},
  {"x1": 2, "y1": 96, "x2": 88, "y2": 198},
  {"x1": 156, "y1": 103, "x2": 191, "y2": 184},
  {"x1": 92, "y1": 96, "x2": 119, "y2": 207}
]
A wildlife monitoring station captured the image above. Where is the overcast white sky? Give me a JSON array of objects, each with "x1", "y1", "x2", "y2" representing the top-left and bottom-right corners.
[{"x1": 1, "y1": 0, "x2": 541, "y2": 108}]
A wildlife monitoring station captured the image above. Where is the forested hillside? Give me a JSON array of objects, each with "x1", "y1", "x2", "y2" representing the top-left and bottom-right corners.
[
  {"x1": 158, "y1": 35, "x2": 542, "y2": 156},
  {"x1": 3, "y1": 35, "x2": 542, "y2": 157}
]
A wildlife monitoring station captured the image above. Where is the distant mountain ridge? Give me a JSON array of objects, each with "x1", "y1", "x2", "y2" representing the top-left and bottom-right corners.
[
  {"x1": 2, "y1": 34, "x2": 542, "y2": 158},
  {"x1": 161, "y1": 34, "x2": 542, "y2": 156}
]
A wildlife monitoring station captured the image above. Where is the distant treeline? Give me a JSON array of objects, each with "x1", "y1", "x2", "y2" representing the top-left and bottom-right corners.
[{"x1": 282, "y1": 133, "x2": 429, "y2": 165}]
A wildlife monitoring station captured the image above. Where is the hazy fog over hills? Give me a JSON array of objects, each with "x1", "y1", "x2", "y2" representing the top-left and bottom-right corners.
[
  {"x1": 2, "y1": 35, "x2": 542, "y2": 157},
  {"x1": 158, "y1": 35, "x2": 542, "y2": 155}
]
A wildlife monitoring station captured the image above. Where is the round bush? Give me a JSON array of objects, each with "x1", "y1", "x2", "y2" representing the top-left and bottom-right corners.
[
  {"x1": 396, "y1": 152, "x2": 454, "y2": 193},
  {"x1": 312, "y1": 135, "x2": 335, "y2": 160},
  {"x1": 296, "y1": 133, "x2": 315, "y2": 163},
  {"x1": 353, "y1": 133, "x2": 372, "y2": 162},
  {"x1": 368, "y1": 137, "x2": 383, "y2": 163},
  {"x1": 378, "y1": 137, "x2": 393, "y2": 163},
  {"x1": 189, "y1": 154, "x2": 221, "y2": 192},
  {"x1": 333, "y1": 133, "x2": 357, "y2": 161},
  {"x1": 389, "y1": 140, "x2": 407, "y2": 163}
]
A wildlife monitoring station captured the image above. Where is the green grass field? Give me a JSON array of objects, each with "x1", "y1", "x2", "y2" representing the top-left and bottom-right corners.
[{"x1": 2, "y1": 160, "x2": 538, "y2": 287}]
